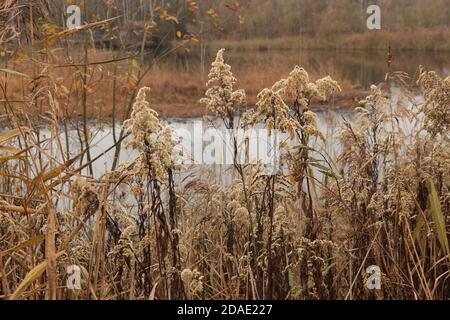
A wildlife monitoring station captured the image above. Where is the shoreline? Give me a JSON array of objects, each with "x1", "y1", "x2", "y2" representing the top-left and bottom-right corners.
[{"x1": 208, "y1": 28, "x2": 450, "y2": 52}]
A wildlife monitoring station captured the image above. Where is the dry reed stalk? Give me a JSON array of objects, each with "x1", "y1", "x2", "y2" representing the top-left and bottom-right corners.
[
  {"x1": 0, "y1": 205, "x2": 43, "y2": 215},
  {"x1": 44, "y1": 207, "x2": 57, "y2": 300}
]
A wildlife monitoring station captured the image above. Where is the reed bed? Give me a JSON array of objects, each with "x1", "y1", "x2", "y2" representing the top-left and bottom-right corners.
[{"x1": 0, "y1": 44, "x2": 448, "y2": 300}]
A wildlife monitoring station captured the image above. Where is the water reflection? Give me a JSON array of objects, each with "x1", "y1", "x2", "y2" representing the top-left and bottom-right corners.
[{"x1": 160, "y1": 49, "x2": 450, "y2": 90}]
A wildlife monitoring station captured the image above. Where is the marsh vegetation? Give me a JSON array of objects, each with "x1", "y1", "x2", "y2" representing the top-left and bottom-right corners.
[{"x1": 0, "y1": 0, "x2": 449, "y2": 300}]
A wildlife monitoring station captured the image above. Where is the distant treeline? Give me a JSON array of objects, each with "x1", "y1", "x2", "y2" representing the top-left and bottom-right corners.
[
  {"x1": 2, "y1": 0, "x2": 450, "y2": 49},
  {"x1": 232, "y1": 0, "x2": 450, "y2": 39}
]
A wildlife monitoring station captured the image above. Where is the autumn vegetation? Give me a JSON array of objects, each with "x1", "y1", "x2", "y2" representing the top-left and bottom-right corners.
[{"x1": 0, "y1": 0, "x2": 449, "y2": 300}]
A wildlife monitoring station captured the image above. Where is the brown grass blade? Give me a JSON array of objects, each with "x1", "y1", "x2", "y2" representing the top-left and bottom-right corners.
[
  {"x1": 428, "y1": 180, "x2": 450, "y2": 256},
  {"x1": 0, "y1": 127, "x2": 30, "y2": 144},
  {"x1": 2, "y1": 235, "x2": 45, "y2": 255},
  {"x1": 0, "y1": 204, "x2": 43, "y2": 215},
  {"x1": 10, "y1": 252, "x2": 65, "y2": 300},
  {"x1": 45, "y1": 207, "x2": 58, "y2": 300}
]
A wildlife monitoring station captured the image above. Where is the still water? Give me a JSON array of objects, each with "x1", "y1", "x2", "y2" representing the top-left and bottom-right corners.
[
  {"x1": 38, "y1": 111, "x2": 350, "y2": 180},
  {"x1": 163, "y1": 48, "x2": 450, "y2": 90},
  {"x1": 18, "y1": 47, "x2": 444, "y2": 180},
  {"x1": 41, "y1": 86, "x2": 418, "y2": 182}
]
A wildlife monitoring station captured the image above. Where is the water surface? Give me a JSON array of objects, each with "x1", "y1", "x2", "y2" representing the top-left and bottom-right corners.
[{"x1": 161, "y1": 48, "x2": 450, "y2": 90}]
